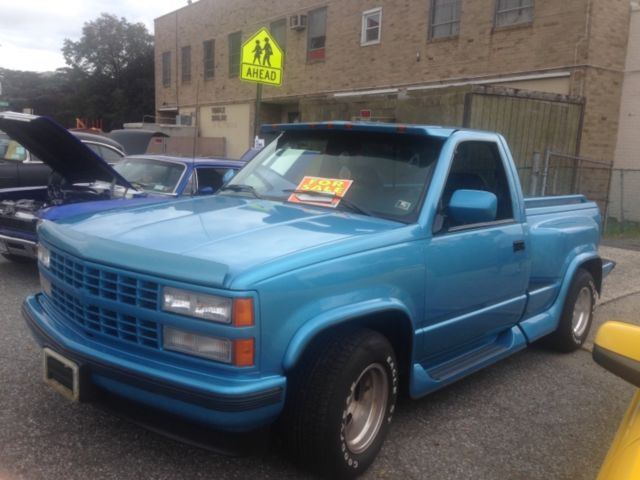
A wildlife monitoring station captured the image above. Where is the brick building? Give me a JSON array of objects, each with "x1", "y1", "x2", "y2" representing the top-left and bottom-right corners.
[{"x1": 154, "y1": 0, "x2": 631, "y2": 163}]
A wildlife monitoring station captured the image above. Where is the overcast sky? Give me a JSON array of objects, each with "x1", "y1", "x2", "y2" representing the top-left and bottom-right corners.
[{"x1": 0, "y1": 0, "x2": 188, "y2": 72}]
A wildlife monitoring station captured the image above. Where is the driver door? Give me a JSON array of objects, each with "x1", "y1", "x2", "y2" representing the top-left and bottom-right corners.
[{"x1": 420, "y1": 140, "x2": 530, "y2": 362}]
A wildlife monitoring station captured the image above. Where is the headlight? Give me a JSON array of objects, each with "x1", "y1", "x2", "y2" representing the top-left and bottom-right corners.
[
  {"x1": 37, "y1": 244, "x2": 50, "y2": 268},
  {"x1": 162, "y1": 287, "x2": 233, "y2": 324}
]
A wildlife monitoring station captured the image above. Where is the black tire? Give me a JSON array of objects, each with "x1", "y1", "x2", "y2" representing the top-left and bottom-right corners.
[
  {"x1": 545, "y1": 269, "x2": 596, "y2": 352},
  {"x1": 284, "y1": 328, "x2": 398, "y2": 479},
  {"x1": 1, "y1": 253, "x2": 35, "y2": 264}
]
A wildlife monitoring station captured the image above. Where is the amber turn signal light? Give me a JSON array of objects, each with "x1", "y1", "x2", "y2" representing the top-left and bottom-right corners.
[
  {"x1": 232, "y1": 298, "x2": 254, "y2": 327},
  {"x1": 233, "y1": 338, "x2": 255, "y2": 367}
]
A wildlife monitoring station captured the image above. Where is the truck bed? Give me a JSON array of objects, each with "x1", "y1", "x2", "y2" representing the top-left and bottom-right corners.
[{"x1": 524, "y1": 194, "x2": 594, "y2": 212}]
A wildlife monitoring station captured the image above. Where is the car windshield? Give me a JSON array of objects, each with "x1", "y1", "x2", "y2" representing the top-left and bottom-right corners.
[
  {"x1": 224, "y1": 129, "x2": 444, "y2": 223},
  {"x1": 114, "y1": 157, "x2": 186, "y2": 194}
]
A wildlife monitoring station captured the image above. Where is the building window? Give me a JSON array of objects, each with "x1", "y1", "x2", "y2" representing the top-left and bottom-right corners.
[
  {"x1": 203, "y1": 40, "x2": 215, "y2": 79},
  {"x1": 430, "y1": 0, "x2": 461, "y2": 39},
  {"x1": 495, "y1": 0, "x2": 533, "y2": 27},
  {"x1": 162, "y1": 51, "x2": 171, "y2": 87},
  {"x1": 270, "y1": 18, "x2": 287, "y2": 52},
  {"x1": 181, "y1": 46, "x2": 191, "y2": 84},
  {"x1": 361, "y1": 8, "x2": 382, "y2": 46},
  {"x1": 228, "y1": 31, "x2": 242, "y2": 77},
  {"x1": 307, "y1": 7, "x2": 327, "y2": 62}
]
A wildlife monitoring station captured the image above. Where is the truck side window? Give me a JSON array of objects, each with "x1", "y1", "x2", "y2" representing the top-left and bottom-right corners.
[{"x1": 436, "y1": 141, "x2": 513, "y2": 232}]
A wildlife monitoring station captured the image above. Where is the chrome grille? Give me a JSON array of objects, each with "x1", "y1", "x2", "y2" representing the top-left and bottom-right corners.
[{"x1": 47, "y1": 248, "x2": 161, "y2": 349}]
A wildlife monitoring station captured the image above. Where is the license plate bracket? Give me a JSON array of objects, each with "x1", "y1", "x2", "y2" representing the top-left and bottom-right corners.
[{"x1": 43, "y1": 348, "x2": 80, "y2": 402}]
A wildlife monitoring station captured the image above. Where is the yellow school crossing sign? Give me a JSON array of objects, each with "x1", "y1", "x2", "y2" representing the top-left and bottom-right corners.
[{"x1": 240, "y1": 28, "x2": 283, "y2": 86}]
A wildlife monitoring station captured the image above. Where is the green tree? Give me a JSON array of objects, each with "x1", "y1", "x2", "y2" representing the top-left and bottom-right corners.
[
  {"x1": 62, "y1": 13, "x2": 154, "y2": 130},
  {"x1": 0, "y1": 68, "x2": 77, "y2": 127}
]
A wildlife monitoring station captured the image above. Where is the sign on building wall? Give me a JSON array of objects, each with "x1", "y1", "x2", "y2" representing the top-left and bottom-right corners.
[
  {"x1": 240, "y1": 28, "x2": 284, "y2": 86},
  {"x1": 211, "y1": 106, "x2": 227, "y2": 122}
]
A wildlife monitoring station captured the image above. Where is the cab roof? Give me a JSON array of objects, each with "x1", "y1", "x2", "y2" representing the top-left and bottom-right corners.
[{"x1": 260, "y1": 121, "x2": 457, "y2": 138}]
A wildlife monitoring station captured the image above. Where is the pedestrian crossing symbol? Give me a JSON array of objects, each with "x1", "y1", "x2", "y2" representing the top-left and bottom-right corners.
[{"x1": 240, "y1": 28, "x2": 284, "y2": 86}]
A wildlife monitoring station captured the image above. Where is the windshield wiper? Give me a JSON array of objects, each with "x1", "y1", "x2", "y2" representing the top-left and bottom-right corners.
[
  {"x1": 282, "y1": 189, "x2": 373, "y2": 217},
  {"x1": 219, "y1": 184, "x2": 263, "y2": 199}
]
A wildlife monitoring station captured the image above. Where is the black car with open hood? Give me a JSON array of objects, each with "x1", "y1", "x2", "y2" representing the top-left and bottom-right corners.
[
  {"x1": 0, "y1": 112, "x2": 131, "y2": 188},
  {"x1": 0, "y1": 112, "x2": 140, "y2": 262}
]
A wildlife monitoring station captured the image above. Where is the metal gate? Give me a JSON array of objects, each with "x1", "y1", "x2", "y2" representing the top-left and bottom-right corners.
[{"x1": 464, "y1": 87, "x2": 585, "y2": 193}]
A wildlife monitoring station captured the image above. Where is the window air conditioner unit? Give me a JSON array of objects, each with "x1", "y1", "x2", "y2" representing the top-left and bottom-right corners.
[{"x1": 290, "y1": 14, "x2": 307, "y2": 31}]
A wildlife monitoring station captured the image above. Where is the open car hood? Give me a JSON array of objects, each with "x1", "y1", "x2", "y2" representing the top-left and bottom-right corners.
[{"x1": 0, "y1": 112, "x2": 133, "y2": 188}]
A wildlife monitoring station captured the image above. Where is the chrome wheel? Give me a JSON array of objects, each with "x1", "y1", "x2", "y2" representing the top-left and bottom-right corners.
[
  {"x1": 572, "y1": 286, "x2": 592, "y2": 338},
  {"x1": 344, "y1": 363, "x2": 389, "y2": 455}
]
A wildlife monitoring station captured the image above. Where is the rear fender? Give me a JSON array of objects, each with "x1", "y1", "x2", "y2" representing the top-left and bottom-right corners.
[{"x1": 519, "y1": 251, "x2": 601, "y2": 342}]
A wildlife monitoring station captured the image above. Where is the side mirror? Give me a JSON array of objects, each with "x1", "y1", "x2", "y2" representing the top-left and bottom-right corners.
[
  {"x1": 222, "y1": 168, "x2": 236, "y2": 184},
  {"x1": 448, "y1": 189, "x2": 497, "y2": 226},
  {"x1": 593, "y1": 321, "x2": 640, "y2": 388}
]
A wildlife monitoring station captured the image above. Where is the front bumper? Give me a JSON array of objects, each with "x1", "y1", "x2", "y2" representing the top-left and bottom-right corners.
[
  {"x1": 23, "y1": 294, "x2": 286, "y2": 431},
  {"x1": 0, "y1": 233, "x2": 37, "y2": 258}
]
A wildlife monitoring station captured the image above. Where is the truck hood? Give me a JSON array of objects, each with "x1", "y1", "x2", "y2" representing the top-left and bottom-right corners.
[
  {"x1": 0, "y1": 112, "x2": 132, "y2": 188},
  {"x1": 43, "y1": 196, "x2": 403, "y2": 287}
]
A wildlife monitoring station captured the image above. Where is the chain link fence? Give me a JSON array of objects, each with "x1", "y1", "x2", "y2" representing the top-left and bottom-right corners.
[
  {"x1": 607, "y1": 169, "x2": 640, "y2": 235},
  {"x1": 519, "y1": 149, "x2": 619, "y2": 233}
]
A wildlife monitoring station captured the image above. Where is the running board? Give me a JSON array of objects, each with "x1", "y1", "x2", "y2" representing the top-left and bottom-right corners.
[
  {"x1": 428, "y1": 342, "x2": 508, "y2": 380},
  {"x1": 410, "y1": 326, "x2": 527, "y2": 398}
]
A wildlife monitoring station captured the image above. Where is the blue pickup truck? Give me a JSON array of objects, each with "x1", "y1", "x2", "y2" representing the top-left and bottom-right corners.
[{"x1": 23, "y1": 122, "x2": 613, "y2": 478}]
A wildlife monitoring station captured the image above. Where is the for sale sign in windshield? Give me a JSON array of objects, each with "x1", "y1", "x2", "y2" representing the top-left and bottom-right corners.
[{"x1": 288, "y1": 176, "x2": 354, "y2": 208}]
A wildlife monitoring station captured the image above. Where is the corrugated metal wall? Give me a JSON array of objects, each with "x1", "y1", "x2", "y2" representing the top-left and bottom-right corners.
[{"x1": 464, "y1": 87, "x2": 584, "y2": 192}]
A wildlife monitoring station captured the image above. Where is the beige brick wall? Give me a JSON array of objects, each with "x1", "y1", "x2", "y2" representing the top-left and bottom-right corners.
[
  {"x1": 154, "y1": 0, "x2": 631, "y2": 162},
  {"x1": 155, "y1": 0, "x2": 593, "y2": 106},
  {"x1": 575, "y1": 0, "x2": 630, "y2": 161}
]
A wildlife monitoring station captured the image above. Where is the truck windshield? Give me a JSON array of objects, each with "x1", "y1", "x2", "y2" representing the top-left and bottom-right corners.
[{"x1": 225, "y1": 130, "x2": 444, "y2": 223}]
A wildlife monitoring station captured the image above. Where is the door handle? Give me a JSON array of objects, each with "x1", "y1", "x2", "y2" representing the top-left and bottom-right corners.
[{"x1": 513, "y1": 240, "x2": 526, "y2": 252}]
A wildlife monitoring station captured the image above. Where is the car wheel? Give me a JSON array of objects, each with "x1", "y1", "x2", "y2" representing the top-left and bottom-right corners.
[
  {"x1": 284, "y1": 328, "x2": 398, "y2": 479},
  {"x1": 545, "y1": 268, "x2": 596, "y2": 352}
]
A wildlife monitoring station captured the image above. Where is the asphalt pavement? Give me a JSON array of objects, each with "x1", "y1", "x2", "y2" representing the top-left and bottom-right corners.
[{"x1": 0, "y1": 246, "x2": 638, "y2": 480}]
